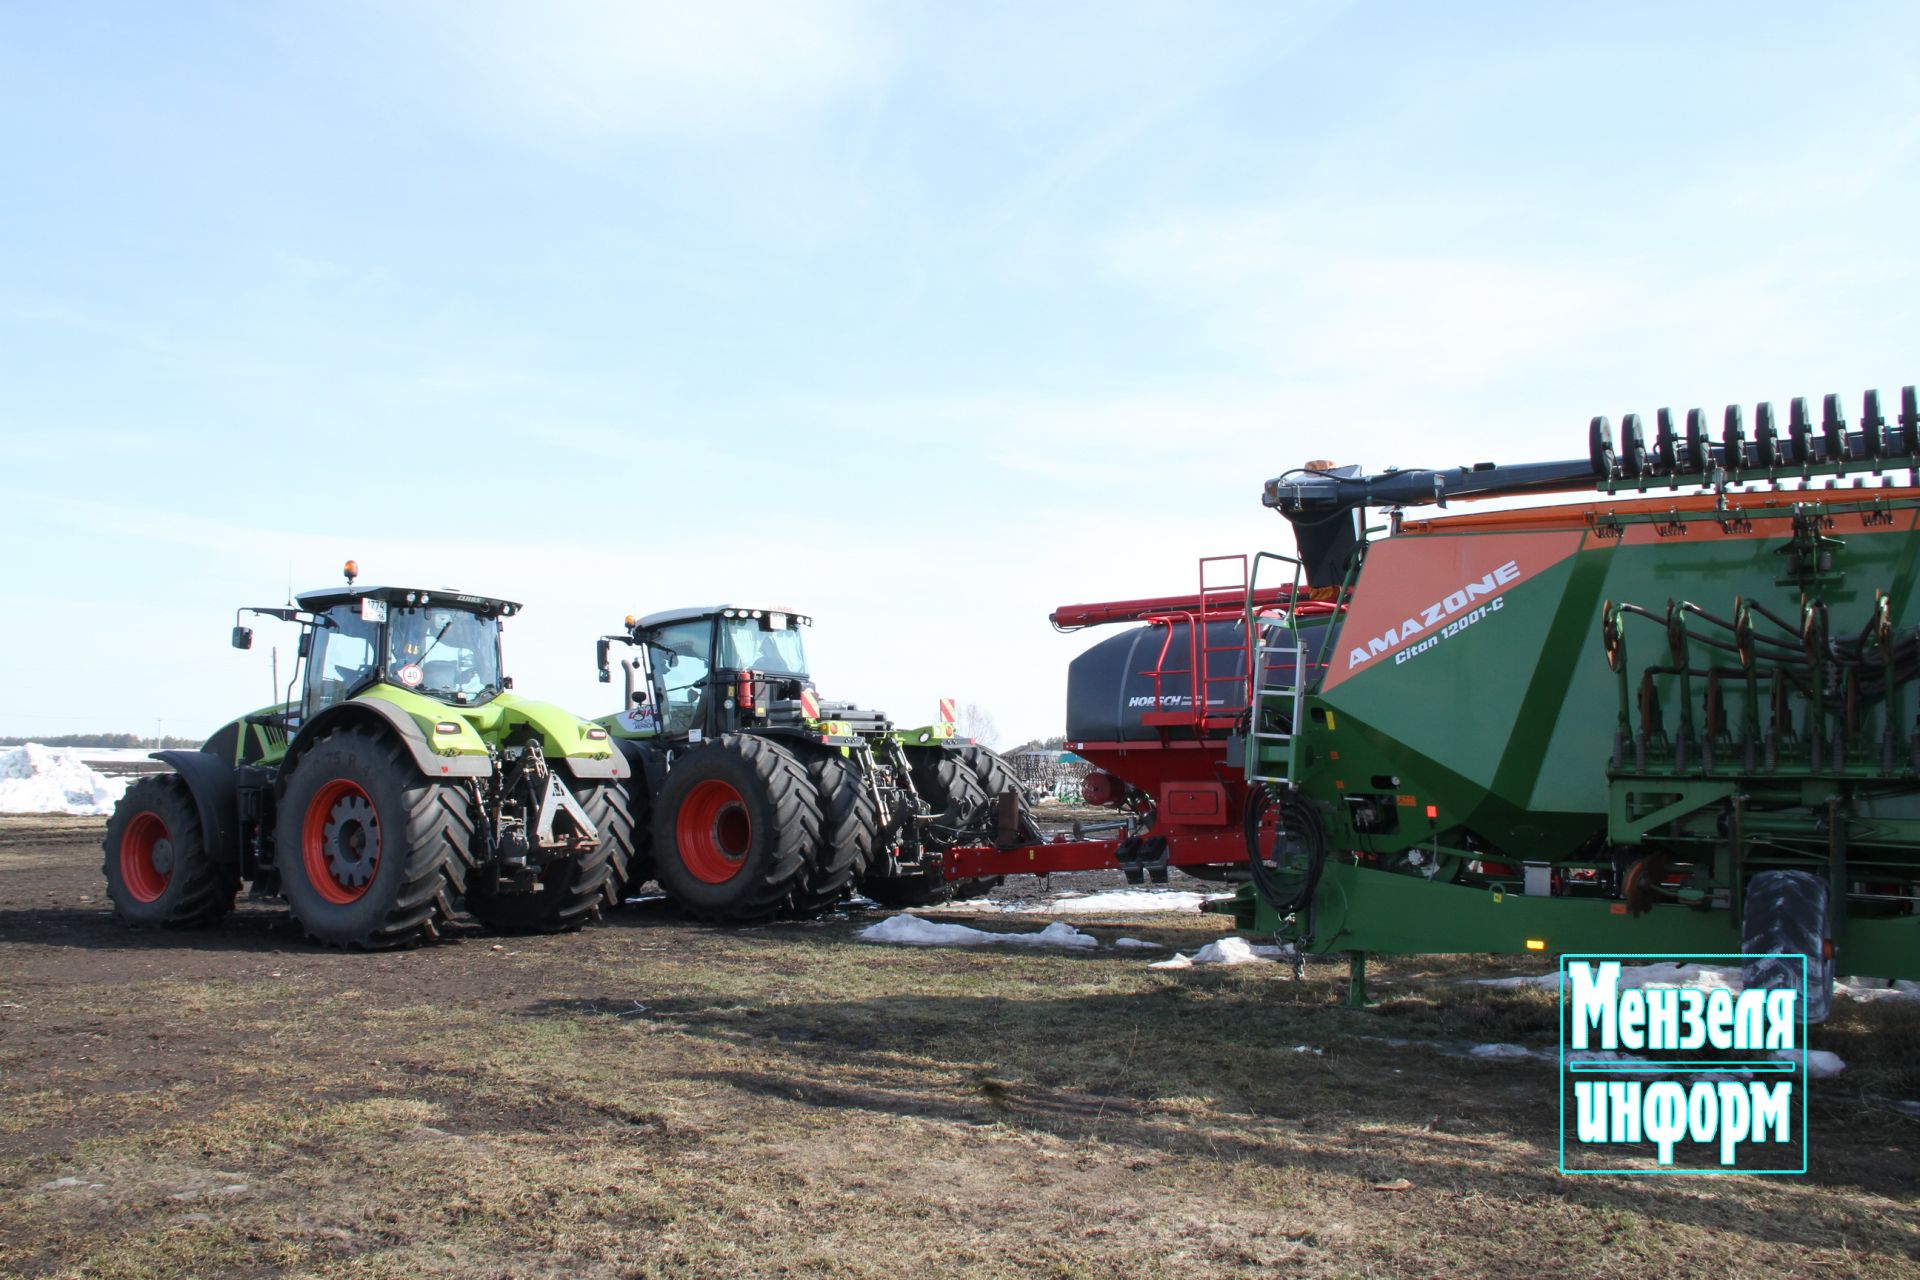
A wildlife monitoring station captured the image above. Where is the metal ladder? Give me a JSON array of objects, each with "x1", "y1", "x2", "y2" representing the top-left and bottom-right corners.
[{"x1": 1244, "y1": 551, "x2": 1308, "y2": 787}]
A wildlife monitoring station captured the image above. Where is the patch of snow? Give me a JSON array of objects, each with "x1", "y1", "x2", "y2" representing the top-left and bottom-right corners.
[
  {"x1": 1469, "y1": 1042, "x2": 1535, "y2": 1062},
  {"x1": 1113, "y1": 937, "x2": 1164, "y2": 950},
  {"x1": 0, "y1": 744, "x2": 127, "y2": 816},
  {"x1": 1292, "y1": 1045, "x2": 1324, "y2": 1055},
  {"x1": 1149, "y1": 936, "x2": 1278, "y2": 969},
  {"x1": 1835, "y1": 976, "x2": 1920, "y2": 1004},
  {"x1": 42, "y1": 1176, "x2": 99, "y2": 1190},
  {"x1": 993, "y1": 888, "x2": 1214, "y2": 914},
  {"x1": 1474, "y1": 972, "x2": 1565, "y2": 989},
  {"x1": 858, "y1": 915, "x2": 1097, "y2": 949},
  {"x1": 1775, "y1": 1049, "x2": 1847, "y2": 1079}
]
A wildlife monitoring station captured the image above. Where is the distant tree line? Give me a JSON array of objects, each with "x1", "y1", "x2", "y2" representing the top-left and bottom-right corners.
[{"x1": 0, "y1": 733, "x2": 197, "y2": 749}]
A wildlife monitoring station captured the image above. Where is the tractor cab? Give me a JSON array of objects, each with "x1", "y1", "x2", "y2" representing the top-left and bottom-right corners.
[
  {"x1": 597, "y1": 605, "x2": 814, "y2": 741},
  {"x1": 235, "y1": 566, "x2": 521, "y2": 724}
]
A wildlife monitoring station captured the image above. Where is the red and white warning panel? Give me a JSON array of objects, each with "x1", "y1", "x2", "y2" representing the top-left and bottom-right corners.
[
  {"x1": 799, "y1": 689, "x2": 821, "y2": 720},
  {"x1": 939, "y1": 697, "x2": 957, "y2": 726}
]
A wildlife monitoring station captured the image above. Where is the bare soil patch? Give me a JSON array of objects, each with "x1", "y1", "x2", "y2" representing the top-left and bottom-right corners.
[{"x1": 2, "y1": 815, "x2": 1915, "y2": 1278}]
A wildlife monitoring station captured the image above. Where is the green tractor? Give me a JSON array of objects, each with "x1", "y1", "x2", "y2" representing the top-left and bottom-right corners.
[
  {"x1": 594, "y1": 605, "x2": 1037, "y2": 921},
  {"x1": 101, "y1": 563, "x2": 634, "y2": 948}
]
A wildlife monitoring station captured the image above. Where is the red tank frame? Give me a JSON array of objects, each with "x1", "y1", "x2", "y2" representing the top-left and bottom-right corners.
[{"x1": 941, "y1": 556, "x2": 1340, "y2": 882}]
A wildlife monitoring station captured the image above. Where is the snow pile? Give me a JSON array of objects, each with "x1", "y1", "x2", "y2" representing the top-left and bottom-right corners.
[
  {"x1": 1113, "y1": 937, "x2": 1164, "y2": 950},
  {"x1": 1784, "y1": 1049, "x2": 1848, "y2": 1079},
  {"x1": 996, "y1": 889, "x2": 1214, "y2": 915},
  {"x1": 859, "y1": 915, "x2": 1097, "y2": 949},
  {"x1": 1149, "y1": 936, "x2": 1279, "y2": 969},
  {"x1": 1835, "y1": 976, "x2": 1920, "y2": 1004},
  {"x1": 0, "y1": 744, "x2": 127, "y2": 815},
  {"x1": 1469, "y1": 1042, "x2": 1537, "y2": 1062}
]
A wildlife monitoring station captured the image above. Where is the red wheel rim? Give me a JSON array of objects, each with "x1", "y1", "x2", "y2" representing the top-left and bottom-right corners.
[
  {"x1": 676, "y1": 778, "x2": 752, "y2": 884},
  {"x1": 302, "y1": 779, "x2": 381, "y2": 905},
  {"x1": 120, "y1": 811, "x2": 172, "y2": 902}
]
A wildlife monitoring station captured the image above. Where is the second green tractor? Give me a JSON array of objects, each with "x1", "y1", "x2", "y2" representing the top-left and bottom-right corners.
[{"x1": 594, "y1": 606, "x2": 1036, "y2": 921}]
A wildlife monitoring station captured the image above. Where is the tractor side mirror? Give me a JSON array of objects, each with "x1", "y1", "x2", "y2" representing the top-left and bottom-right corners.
[
  {"x1": 596, "y1": 638, "x2": 611, "y2": 682},
  {"x1": 631, "y1": 690, "x2": 649, "y2": 706},
  {"x1": 502, "y1": 676, "x2": 513, "y2": 689},
  {"x1": 296, "y1": 633, "x2": 312, "y2": 658},
  {"x1": 232, "y1": 626, "x2": 253, "y2": 650}
]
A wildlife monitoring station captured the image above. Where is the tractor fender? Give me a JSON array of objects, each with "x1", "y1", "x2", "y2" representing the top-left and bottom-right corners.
[
  {"x1": 495, "y1": 697, "x2": 630, "y2": 780},
  {"x1": 152, "y1": 749, "x2": 243, "y2": 867},
  {"x1": 555, "y1": 750, "x2": 628, "y2": 781},
  {"x1": 283, "y1": 700, "x2": 494, "y2": 784}
]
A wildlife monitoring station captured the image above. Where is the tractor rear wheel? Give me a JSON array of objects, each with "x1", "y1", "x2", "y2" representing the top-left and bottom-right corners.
[
  {"x1": 652, "y1": 734, "x2": 821, "y2": 923},
  {"x1": 275, "y1": 728, "x2": 466, "y2": 949},
  {"x1": 102, "y1": 774, "x2": 237, "y2": 928},
  {"x1": 861, "y1": 746, "x2": 990, "y2": 908},
  {"x1": 786, "y1": 752, "x2": 876, "y2": 917},
  {"x1": 465, "y1": 776, "x2": 621, "y2": 935}
]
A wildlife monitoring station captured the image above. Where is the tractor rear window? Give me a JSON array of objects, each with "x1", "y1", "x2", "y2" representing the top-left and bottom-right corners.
[
  {"x1": 718, "y1": 619, "x2": 806, "y2": 675},
  {"x1": 387, "y1": 607, "x2": 503, "y2": 704}
]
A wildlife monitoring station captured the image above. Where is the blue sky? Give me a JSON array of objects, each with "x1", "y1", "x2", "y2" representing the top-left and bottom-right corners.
[{"x1": 3, "y1": 2, "x2": 1917, "y2": 746}]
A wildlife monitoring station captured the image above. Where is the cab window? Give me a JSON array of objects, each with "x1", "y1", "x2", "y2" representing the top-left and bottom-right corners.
[
  {"x1": 647, "y1": 619, "x2": 711, "y2": 736},
  {"x1": 306, "y1": 606, "x2": 380, "y2": 714},
  {"x1": 717, "y1": 618, "x2": 807, "y2": 676}
]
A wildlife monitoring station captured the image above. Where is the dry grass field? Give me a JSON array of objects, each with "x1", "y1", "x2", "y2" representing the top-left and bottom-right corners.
[{"x1": 2, "y1": 815, "x2": 1915, "y2": 1279}]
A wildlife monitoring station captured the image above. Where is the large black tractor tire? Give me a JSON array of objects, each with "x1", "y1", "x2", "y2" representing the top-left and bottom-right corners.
[
  {"x1": 465, "y1": 776, "x2": 623, "y2": 935},
  {"x1": 948, "y1": 743, "x2": 1036, "y2": 899},
  {"x1": 651, "y1": 734, "x2": 821, "y2": 923},
  {"x1": 786, "y1": 752, "x2": 877, "y2": 918},
  {"x1": 101, "y1": 774, "x2": 238, "y2": 928},
  {"x1": 275, "y1": 728, "x2": 467, "y2": 949},
  {"x1": 1742, "y1": 870, "x2": 1835, "y2": 1025},
  {"x1": 599, "y1": 778, "x2": 655, "y2": 910},
  {"x1": 861, "y1": 745, "x2": 991, "y2": 908}
]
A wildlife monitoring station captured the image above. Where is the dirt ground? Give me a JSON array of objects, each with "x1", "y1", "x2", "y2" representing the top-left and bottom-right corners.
[{"x1": 2, "y1": 815, "x2": 1916, "y2": 1279}]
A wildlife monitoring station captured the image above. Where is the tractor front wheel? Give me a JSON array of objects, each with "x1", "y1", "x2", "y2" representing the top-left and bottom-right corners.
[
  {"x1": 102, "y1": 774, "x2": 237, "y2": 928},
  {"x1": 275, "y1": 729, "x2": 466, "y2": 949},
  {"x1": 861, "y1": 745, "x2": 991, "y2": 908},
  {"x1": 652, "y1": 734, "x2": 821, "y2": 923},
  {"x1": 947, "y1": 743, "x2": 1030, "y2": 899}
]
